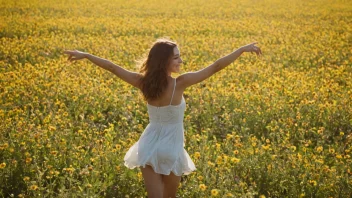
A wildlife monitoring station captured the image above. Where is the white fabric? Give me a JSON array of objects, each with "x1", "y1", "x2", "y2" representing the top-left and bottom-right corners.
[{"x1": 124, "y1": 78, "x2": 196, "y2": 176}]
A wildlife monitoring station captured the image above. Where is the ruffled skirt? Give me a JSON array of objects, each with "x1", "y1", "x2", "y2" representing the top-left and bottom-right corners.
[{"x1": 124, "y1": 123, "x2": 196, "y2": 176}]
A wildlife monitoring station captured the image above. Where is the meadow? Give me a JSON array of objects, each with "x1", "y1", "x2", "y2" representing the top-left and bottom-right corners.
[{"x1": 1, "y1": 0, "x2": 352, "y2": 197}]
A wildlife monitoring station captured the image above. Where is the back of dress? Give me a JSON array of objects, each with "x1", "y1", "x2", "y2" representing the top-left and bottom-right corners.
[{"x1": 124, "y1": 78, "x2": 196, "y2": 176}]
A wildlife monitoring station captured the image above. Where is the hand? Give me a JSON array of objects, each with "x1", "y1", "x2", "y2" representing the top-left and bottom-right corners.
[
  {"x1": 64, "y1": 50, "x2": 88, "y2": 62},
  {"x1": 241, "y1": 42, "x2": 262, "y2": 56}
]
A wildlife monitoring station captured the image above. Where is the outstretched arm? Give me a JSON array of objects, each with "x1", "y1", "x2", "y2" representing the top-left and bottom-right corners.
[
  {"x1": 177, "y1": 42, "x2": 262, "y2": 89},
  {"x1": 64, "y1": 50, "x2": 142, "y2": 89}
]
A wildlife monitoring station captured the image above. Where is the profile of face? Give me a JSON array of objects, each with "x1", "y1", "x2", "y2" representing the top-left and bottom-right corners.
[{"x1": 168, "y1": 46, "x2": 183, "y2": 74}]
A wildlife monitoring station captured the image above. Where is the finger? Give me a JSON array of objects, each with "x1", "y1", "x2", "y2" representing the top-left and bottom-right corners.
[
  {"x1": 254, "y1": 47, "x2": 261, "y2": 56},
  {"x1": 67, "y1": 55, "x2": 72, "y2": 61},
  {"x1": 255, "y1": 48, "x2": 260, "y2": 55}
]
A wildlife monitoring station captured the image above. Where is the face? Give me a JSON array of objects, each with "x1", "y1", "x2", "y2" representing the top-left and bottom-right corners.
[{"x1": 168, "y1": 46, "x2": 183, "y2": 74}]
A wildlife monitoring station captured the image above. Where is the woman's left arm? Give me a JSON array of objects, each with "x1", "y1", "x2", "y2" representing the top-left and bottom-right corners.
[{"x1": 64, "y1": 50, "x2": 142, "y2": 89}]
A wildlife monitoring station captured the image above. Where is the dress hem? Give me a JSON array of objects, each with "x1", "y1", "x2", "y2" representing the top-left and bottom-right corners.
[{"x1": 124, "y1": 162, "x2": 196, "y2": 176}]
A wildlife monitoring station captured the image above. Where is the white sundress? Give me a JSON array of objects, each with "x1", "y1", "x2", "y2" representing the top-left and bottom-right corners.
[{"x1": 124, "y1": 78, "x2": 196, "y2": 176}]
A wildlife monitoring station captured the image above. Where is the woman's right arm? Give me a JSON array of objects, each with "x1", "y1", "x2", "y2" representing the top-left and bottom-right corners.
[
  {"x1": 64, "y1": 50, "x2": 142, "y2": 89},
  {"x1": 177, "y1": 42, "x2": 262, "y2": 89}
]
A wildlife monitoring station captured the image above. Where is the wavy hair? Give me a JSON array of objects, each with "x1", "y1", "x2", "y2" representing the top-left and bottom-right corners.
[{"x1": 138, "y1": 38, "x2": 177, "y2": 101}]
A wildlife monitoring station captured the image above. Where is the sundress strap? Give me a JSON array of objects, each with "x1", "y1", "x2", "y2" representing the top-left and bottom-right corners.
[{"x1": 169, "y1": 78, "x2": 176, "y2": 105}]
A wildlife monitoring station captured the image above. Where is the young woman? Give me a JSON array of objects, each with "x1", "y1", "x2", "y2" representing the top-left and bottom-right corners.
[{"x1": 64, "y1": 39, "x2": 261, "y2": 198}]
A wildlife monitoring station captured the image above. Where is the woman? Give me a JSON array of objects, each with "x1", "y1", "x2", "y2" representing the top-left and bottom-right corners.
[{"x1": 64, "y1": 38, "x2": 261, "y2": 198}]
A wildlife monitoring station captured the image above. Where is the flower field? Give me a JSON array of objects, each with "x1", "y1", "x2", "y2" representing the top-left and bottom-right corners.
[{"x1": 1, "y1": 0, "x2": 352, "y2": 197}]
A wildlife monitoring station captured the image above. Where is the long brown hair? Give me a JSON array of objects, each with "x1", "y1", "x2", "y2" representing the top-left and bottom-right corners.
[{"x1": 139, "y1": 38, "x2": 177, "y2": 101}]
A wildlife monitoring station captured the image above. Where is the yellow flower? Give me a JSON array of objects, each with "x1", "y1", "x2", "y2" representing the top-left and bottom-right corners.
[
  {"x1": 329, "y1": 148, "x2": 335, "y2": 154},
  {"x1": 216, "y1": 156, "x2": 222, "y2": 165},
  {"x1": 0, "y1": 162, "x2": 6, "y2": 169},
  {"x1": 211, "y1": 189, "x2": 219, "y2": 196},
  {"x1": 261, "y1": 145, "x2": 270, "y2": 150},
  {"x1": 340, "y1": 132, "x2": 344, "y2": 136},
  {"x1": 48, "y1": 125, "x2": 56, "y2": 131},
  {"x1": 0, "y1": 143, "x2": 8, "y2": 150},
  {"x1": 115, "y1": 144, "x2": 121, "y2": 150},
  {"x1": 207, "y1": 161, "x2": 215, "y2": 167},
  {"x1": 194, "y1": 152, "x2": 201, "y2": 159},
  {"x1": 233, "y1": 150, "x2": 239, "y2": 155},
  {"x1": 72, "y1": 95, "x2": 78, "y2": 101},
  {"x1": 291, "y1": 146, "x2": 296, "y2": 152},
  {"x1": 29, "y1": 185, "x2": 38, "y2": 190},
  {"x1": 63, "y1": 166, "x2": 75, "y2": 174},
  {"x1": 197, "y1": 175, "x2": 204, "y2": 181},
  {"x1": 259, "y1": 195, "x2": 266, "y2": 198},
  {"x1": 308, "y1": 180, "x2": 317, "y2": 186},
  {"x1": 216, "y1": 143, "x2": 221, "y2": 151},
  {"x1": 316, "y1": 146, "x2": 323, "y2": 153},
  {"x1": 223, "y1": 155, "x2": 228, "y2": 163},
  {"x1": 199, "y1": 184, "x2": 207, "y2": 191},
  {"x1": 315, "y1": 159, "x2": 324, "y2": 164},
  {"x1": 297, "y1": 153, "x2": 302, "y2": 161},
  {"x1": 137, "y1": 172, "x2": 142, "y2": 180},
  {"x1": 231, "y1": 157, "x2": 240, "y2": 163},
  {"x1": 23, "y1": 176, "x2": 30, "y2": 182}
]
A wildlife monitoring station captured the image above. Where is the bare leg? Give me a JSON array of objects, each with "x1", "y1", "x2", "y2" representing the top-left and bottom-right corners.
[
  {"x1": 162, "y1": 172, "x2": 181, "y2": 198},
  {"x1": 140, "y1": 165, "x2": 164, "y2": 198}
]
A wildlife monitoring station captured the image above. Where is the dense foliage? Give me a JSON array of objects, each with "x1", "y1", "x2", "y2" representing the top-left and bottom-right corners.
[{"x1": 1, "y1": 0, "x2": 351, "y2": 197}]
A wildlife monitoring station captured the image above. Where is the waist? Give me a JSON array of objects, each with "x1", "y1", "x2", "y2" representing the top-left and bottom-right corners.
[
  {"x1": 149, "y1": 120, "x2": 183, "y2": 125},
  {"x1": 149, "y1": 116, "x2": 183, "y2": 124}
]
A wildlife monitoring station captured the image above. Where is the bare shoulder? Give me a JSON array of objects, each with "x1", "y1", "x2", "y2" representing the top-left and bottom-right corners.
[
  {"x1": 176, "y1": 63, "x2": 218, "y2": 90},
  {"x1": 133, "y1": 73, "x2": 144, "y2": 90},
  {"x1": 175, "y1": 74, "x2": 190, "y2": 90}
]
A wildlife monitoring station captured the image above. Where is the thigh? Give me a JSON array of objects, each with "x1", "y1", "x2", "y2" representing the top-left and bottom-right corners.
[
  {"x1": 140, "y1": 165, "x2": 164, "y2": 198},
  {"x1": 162, "y1": 172, "x2": 181, "y2": 198}
]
